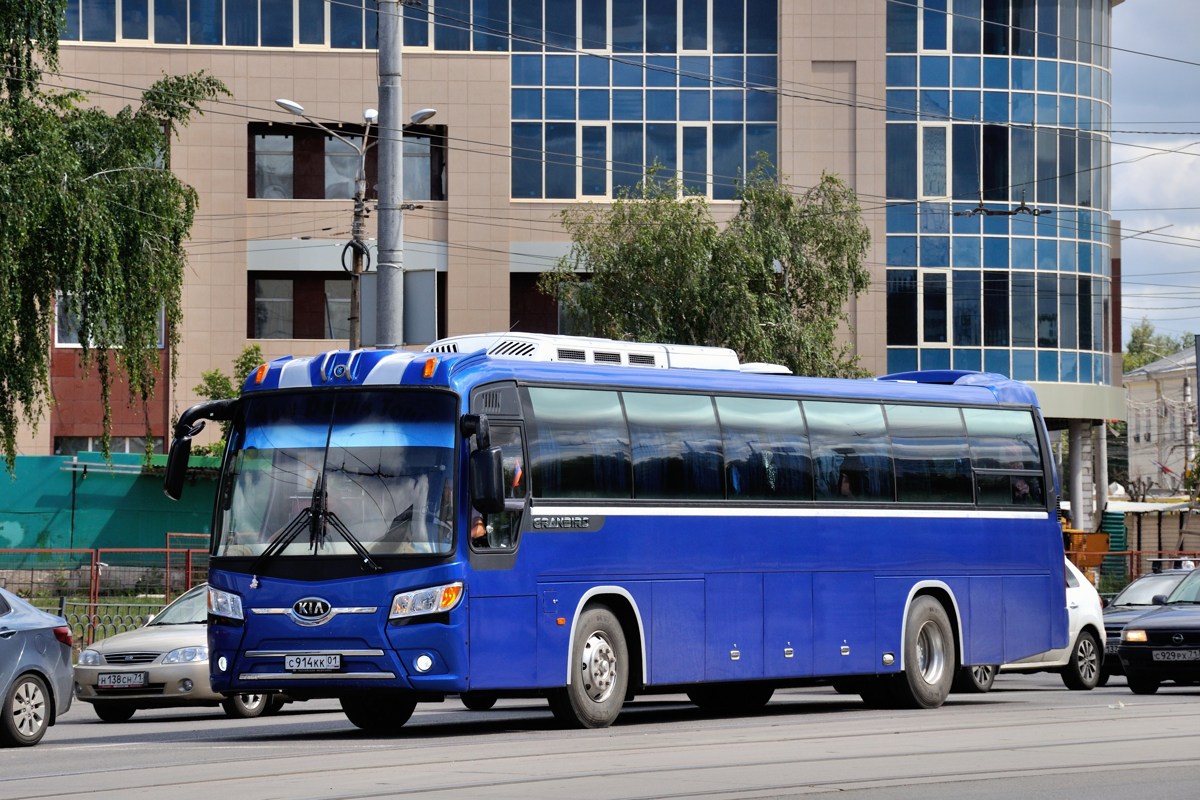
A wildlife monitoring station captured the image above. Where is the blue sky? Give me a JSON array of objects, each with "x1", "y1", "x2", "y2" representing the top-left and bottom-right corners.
[{"x1": 1111, "y1": 0, "x2": 1200, "y2": 346}]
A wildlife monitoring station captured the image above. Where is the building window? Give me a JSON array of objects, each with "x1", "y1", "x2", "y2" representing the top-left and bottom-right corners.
[
  {"x1": 55, "y1": 436, "x2": 163, "y2": 455},
  {"x1": 249, "y1": 273, "x2": 352, "y2": 340},
  {"x1": 55, "y1": 294, "x2": 165, "y2": 348},
  {"x1": 247, "y1": 123, "x2": 446, "y2": 201}
]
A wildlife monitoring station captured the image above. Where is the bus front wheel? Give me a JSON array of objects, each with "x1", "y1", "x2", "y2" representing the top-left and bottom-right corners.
[
  {"x1": 892, "y1": 595, "x2": 954, "y2": 709},
  {"x1": 342, "y1": 694, "x2": 417, "y2": 733},
  {"x1": 548, "y1": 605, "x2": 628, "y2": 729}
]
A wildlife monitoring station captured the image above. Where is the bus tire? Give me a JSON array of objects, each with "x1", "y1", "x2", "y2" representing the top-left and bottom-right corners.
[
  {"x1": 1059, "y1": 630, "x2": 1101, "y2": 690},
  {"x1": 341, "y1": 694, "x2": 417, "y2": 733},
  {"x1": 687, "y1": 684, "x2": 774, "y2": 714},
  {"x1": 460, "y1": 692, "x2": 498, "y2": 711},
  {"x1": 92, "y1": 701, "x2": 136, "y2": 723},
  {"x1": 548, "y1": 605, "x2": 628, "y2": 729},
  {"x1": 221, "y1": 693, "x2": 269, "y2": 719},
  {"x1": 952, "y1": 664, "x2": 997, "y2": 693},
  {"x1": 892, "y1": 595, "x2": 954, "y2": 709}
]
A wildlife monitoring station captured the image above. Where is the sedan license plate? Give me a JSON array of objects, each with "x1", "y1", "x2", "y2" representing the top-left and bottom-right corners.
[
  {"x1": 98, "y1": 672, "x2": 147, "y2": 689},
  {"x1": 285, "y1": 654, "x2": 341, "y2": 672},
  {"x1": 1151, "y1": 649, "x2": 1200, "y2": 662}
]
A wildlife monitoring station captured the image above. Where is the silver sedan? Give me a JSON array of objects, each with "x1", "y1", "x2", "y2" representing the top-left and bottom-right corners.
[{"x1": 1, "y1": 587, "x2": 74, "y2": 747}]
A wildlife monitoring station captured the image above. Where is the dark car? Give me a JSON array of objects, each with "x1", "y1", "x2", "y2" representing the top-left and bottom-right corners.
[
  {"x1": 0, "y1": 587, "x2": 75, "y2": 747},
  {"x1": 1099, "y1": 568, "x2": 1194, "y2": 685},
  {"x1": 1117, "y1": 567, "x2": 1200, "y2": 694}
]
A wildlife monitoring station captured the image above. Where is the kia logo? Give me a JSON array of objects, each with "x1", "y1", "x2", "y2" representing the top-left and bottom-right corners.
[{"x1": 292, "y1": 597, "x2": 332, "y2": 623}]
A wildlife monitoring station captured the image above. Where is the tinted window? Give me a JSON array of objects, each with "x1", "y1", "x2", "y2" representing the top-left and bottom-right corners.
[
  {"x1": 805, "y1": 401, "x2": 895, "y2": 502},
  {"x1": 624, "y1": 392, "x2": 723, "y2": 500},
  {"x1": 527, "y1": 388, "x2": 631, "y2": 499},
  {"x1": 965, "y1": 407, "x2": 1045, "y2": 506},
  {"x1": 886, "y1": 405, "x2": 972, "y2": 503},
  {"x1": 716, "y1": 397, "x2": 813, "y2": 501}
]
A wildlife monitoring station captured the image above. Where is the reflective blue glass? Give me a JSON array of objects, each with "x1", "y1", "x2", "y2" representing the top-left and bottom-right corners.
[
  {"x1": 887, "y1": 124, "x2": 918, "y2": 199},
  {"x1": 612, "y1": 123, "x2": 643, "y2": 194},
  {"x1": 746, "y1": 56, "x2": 778, "y2": 87},
  {"x1": 545, "y1": 55, "x2": 576, "y2": 86},
  {"x1": 1058, "y1": 241, "x2": 1078, "y2": 271},
  {"x1": 646, "y1": 90, "x2": 677, "y2": 120},
  {"x1": 512, "y1": 89, "x2": 542, "y2": 120},
  {"x1": 746, "y1": 0, "x2": 777, "y2": 53},
  {"x1": 1038, "y1": 352, "x2": 1059, "y2": 381},
  {"x1": 154, "y1": 0, "x2": 186, "y2": 44},
  {"x1": 952, "y1": 56, "x2": 981, "y2": 87},
  {"x1": 1012, "y1": 238, "x2": 1034, "y2": 268},
  {"x1": 646, "y1": 123, "x2": 677, "y2": 173},
  {"x1": 682, "y1": 127, "x2": 707, "y2": 194},
  {"x1": 953, "y1": 237, "x2": 981, "y2": 267},
  {"x1": 888, "y1": 56, "x2": 918, "y2": 87},
  {"x1": 646, "y1": 0, "x2": 677, "y2": 52},
  {"x1": 473, "y1": 0, "x2": 509, "y2": 51},
  {"x1": 189, "y1": 0, "x2": 220, "y2": 44},
  {"x1": 680, "y1": 91, "x2": 710, "y2": 120},
  {"x1": 680, "y1": 57, "x2": 711, "y2": 88},
  {"x1": 983, "y1": 57, "x2": 1008, "y2": 88},
  {"x1": 921, "y1": 350, "x2": 951, "y2": 370},
  {"x1": 747, "y1": 124, "x2": 777, "y2": 171},
  {"x1": 920, "y1": 90, "x2": 950, "y2": 118},
  {"x1": 512, "y1": 55, "x2": 542, "y2": 86},
  {"x1": 404, "y1": 1, "x2": 429, "y2": 47},
  {"x1": 647, "y1": 56, "x2": 678, "y2": 87},
  {"x1": 1061, "y1": 352, "x2": 1078, "y2": 382},
  {"x1": 1012, "y1": 92, "x2": 1034, "y2": 123},
  {"x1": 122, "y1": 0, "x2": 148, "y2": 39},
  {"x1": 61, "y1": 0, "x2": 80, "y2": 40},
  {"x1": 582, "y1": 0, "x2": 607, "y2": 49},
  {"x1": 511, "y1": 0, "x2": 542, "y2": 51},
  {"x1": 1012, "y1": 350, "x2": 1036, "y2": 381},
  {"x1": 582, "y1": 126, "x2": 607, "y2": 196},
  {"x1": 434, "y1": 0, "x2": 471, "y2": 49},
  {"x1": 715, "y1": 56, "x2": 745, "y2": 85},
  {"x1": 920, "y1": 56, "x2": 951, "y2": 87},
  {"x1": 952, "y1": 204, "x2": 981, "y2": 233},
  {"x1": 951, "y1": 0, "x2": 981, "y2": 53},
  {"x1": 1078, "y1": 243, "x2": 1092, "y2": 273},
  {"x1": 746, "y1": 89, "x2": 776, "y2": 122},
  {"x1": 1011, "y1": 211, "x2": 1035, "y2": 237},
  {"x1": 920, "y1": 203, "x2": 951, "y2": 234},
  {"x1": 713, "y1": 0, "x2": 744, "y2": 54},
  {"x1": 1060, "y1": 96, "x2": 1076, "y2": 125},
  {"x1": 953, "y1": 90, "x2": 980, "y2": 121},
  {"x1": 1059, "y1": 63, "x2": 1077, "y2": 93},
  {"x1": 1036, "y1": 93, "x2": 1057, "y2": 125},
  {"x1": 982, "y1": 212, "x2": 1009, "y2": 236},
  {"x1": 332, "y1": 0, "x2": 364, "y2": 49},
  {"x1": 887, "y1": 90, "x2": 918, "y2": 122},
  {"x1": 888, "y1": 237, "x2": 918, "y2": 266},
  {"x1": 1012, "y1": 58, "x2": 1035, "y2": 90},
  {"x1": 982, "y1": 91, "x2": 1008, "y2": 123},
  {"x1": 954, "y1": 349, "x2": 982, "y2": 371},
  {"x1": 984, "y1": 237, "x2": 1008, "y2": 268},
  {"x1": 298, "y1": 0, "x2": 323, "y2": 45},
  {"x1": 1080, "y1": 355, "x2": 1093, "y2": 383},
  {"x1": 713, "y1": 90, "x2": 745, "y2": 121},
  {"x1": 545, "y1": 123, "x2": 576, "y2": 199},
  {"x1": 613, "y1": 58, "x2": 643, "y2": 87},
  {"x1": 888, "y1": 203, "x2": 919, "y2": 233},
  {"x1": 579, "y1": 90, "x2": 609, "y2": 120},
  {"x1": 713, "y1": 124, "x2": 744, "y2": 200},
  {"x1": 984, "y1": 349, "x2": 1010, "y2": 376},
  {"x1": 511, "y1": 123, "x2": 542, "y2": 198},
  {"x1": 1078, "y1": 65, "x2": 1092, "y2": 97},
  {"x1": 545, "y1": 89, "x2": 576, "y2": 120},
  {"x1": 613, "y1": 0, "x2": 644, "y2": 52},
  {"x1": 888, "y1": 349, "x2": 920, "y2": 373},
  {"x1": 366, "y1": 1, "x2": 378, "y2": 48},
  {"x1": 954, "y1": 268, "x2": 982, "y2": 348},
  {"x1": 1079, "y1": 100, "x2": 1092, "y2": 130},
  {"x1": 612, "y1": 90, "x2": 644, "y2": 120},
  {"x1": 924, "y1": 0, "x2": 948, "y2": 50},
  {"x1": 920, "y1": 237, "x2": 950, "y2": 267},
  {"x1": 887, "y1": 0, "x2": 918, "y2": 53},
  {"x1": 579, "y1": 54, "x2": 608, "y2": 86},
  {"x1": 682, "y1": 0, "x2": 707, "y2": 50},
  {"x1": 82, "y1": 0, "x2": 116, "y2": 41}
]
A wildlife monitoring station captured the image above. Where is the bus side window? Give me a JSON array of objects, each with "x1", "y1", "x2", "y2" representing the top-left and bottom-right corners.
[{"x1": 475, "y1": 425, "x2": 526, "y2": 549}]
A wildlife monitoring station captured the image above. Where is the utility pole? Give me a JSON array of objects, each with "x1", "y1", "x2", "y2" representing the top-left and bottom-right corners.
[{"x1": 376, "y1": 0, "x2": 405, "y2": 349}]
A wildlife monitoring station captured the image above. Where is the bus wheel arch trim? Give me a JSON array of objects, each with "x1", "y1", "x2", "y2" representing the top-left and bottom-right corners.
[
  {"x1": 899, "y1": 581, "x2": 964, "y2": 674},
  {"x1": 563, "y1": 586, "x2": 647, "y2": 687}
]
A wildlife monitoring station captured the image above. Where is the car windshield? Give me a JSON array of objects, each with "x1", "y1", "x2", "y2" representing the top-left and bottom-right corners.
[
  {"x1": 1110, "y1": 572, "x2": 1189, "y2": 607},
  {"x1": 214, "y1": 390, "x2": 458, "y2": 559},
  {"x1": 149, "y1": 585, "x2": 208, "y2": 625},
  {"x1": 1163, "y1": 570, "x2": 1200, "y2": 605}
]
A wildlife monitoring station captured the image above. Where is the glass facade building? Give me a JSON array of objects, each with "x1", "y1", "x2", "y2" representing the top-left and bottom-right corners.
[{"x1": 885, "y1": 0, "x2": 1113, "y2": 386}]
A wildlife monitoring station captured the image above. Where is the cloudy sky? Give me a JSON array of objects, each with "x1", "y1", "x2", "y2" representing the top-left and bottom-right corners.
[{"x1": 1110, "y1": 0, "x2": 1200, "y2": 347}]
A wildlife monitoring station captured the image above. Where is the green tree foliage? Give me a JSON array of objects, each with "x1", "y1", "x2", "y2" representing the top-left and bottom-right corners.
[
  {"x1": 539, "y1": 162, "x2": 872, "y2": 377},
  {"x1": 0, "y1": 0, "x2": 229, "y2": 470},
  {"x1": 191, "y1": 345, "x2": 265, "y2": 456},
  {"x1": 1123, "y1": 318, "x2": 1195, "y2": 372}
]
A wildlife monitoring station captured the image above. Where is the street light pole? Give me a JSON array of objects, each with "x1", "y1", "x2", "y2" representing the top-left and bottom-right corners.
[
  {"x1": 376, "y1": 0, "x2": 405, "y2": 349},
  {"x1": 274, "y1": 98, "x2": 376, "y2": 349}
]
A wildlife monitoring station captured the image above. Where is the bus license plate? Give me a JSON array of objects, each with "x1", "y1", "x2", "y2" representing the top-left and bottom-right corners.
[
  {"x1": 285, "y1": 654, "x2": 341, "y2": 672},
  {"x1": 98, "y1": 672, "x2": 147, "y2": 689},
  {"x1": 1151, "y1": 649, "x2": 1200, "y2": 662}
]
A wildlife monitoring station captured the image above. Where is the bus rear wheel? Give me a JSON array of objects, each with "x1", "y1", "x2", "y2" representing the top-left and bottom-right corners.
[
  {"x1": 892, "y1": 595, "x2": 954, "y2": 709},
  {"x1": 548, "y1": 605, "x2": 628, "y2": 729},
  {"x1": 341, "y1": 694, "x2": 417, "y2": 733},
  {"x1": 687, "y1": 684, "x2": 774, "y2": 714}
]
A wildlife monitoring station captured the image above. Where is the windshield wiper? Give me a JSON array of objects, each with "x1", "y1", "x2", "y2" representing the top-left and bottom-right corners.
[
  {"x1": 324, "y1": 511, "x2": 382, "y2": 573},
  {"x1": 248, "y1": 477, "x2": 324, "y2": 578}
]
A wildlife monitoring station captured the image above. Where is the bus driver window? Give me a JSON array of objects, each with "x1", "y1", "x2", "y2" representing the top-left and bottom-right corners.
[{"x1": 471, "y1": 427, "x2": 526, "y2": 549}]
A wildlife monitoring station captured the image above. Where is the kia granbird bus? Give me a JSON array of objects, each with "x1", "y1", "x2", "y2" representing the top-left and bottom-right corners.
[{"x1": 164, "y1": 333, "x2": 1068, "y2": 730}]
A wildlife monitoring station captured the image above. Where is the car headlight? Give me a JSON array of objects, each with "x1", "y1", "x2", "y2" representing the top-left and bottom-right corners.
[
  {"x1": 78, "y1": 649, "x2": 102, "y2": 666},
  {"x1": 208, "y1": 586, "x2": 244, "y2": 620},
  {"x1": 163, "y1": 646, "x2": 209, "y2": 664},
  {"x1": 1123, "y1": 629, "x2": 1148, "y2": 643},
  {"x1": 390, "y1": 582, "x2": 463, "y2": 620}
]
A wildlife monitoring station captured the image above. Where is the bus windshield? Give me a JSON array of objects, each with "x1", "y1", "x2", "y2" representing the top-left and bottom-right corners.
[{"x1": 214, "y1": 390, "x2": 458, "y2": 558}]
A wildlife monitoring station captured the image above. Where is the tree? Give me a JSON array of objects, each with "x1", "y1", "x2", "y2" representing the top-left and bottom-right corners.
[
  {"x1": 1124, "y1": 318, "x2": 1195, "y2": 372},
  {"x1": 0, "y1": 0, "x2": 229, "y2": 471},
  {"x1": 539, "y1": 161, "x2": 872, "y2": 377},
  {"x1": 191, "y1": 345, "x2": 265, "y2": 457}
]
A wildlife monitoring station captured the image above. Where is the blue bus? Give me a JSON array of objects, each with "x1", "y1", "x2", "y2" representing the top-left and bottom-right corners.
[{"x1": 164, "y1": 333, "x2": 1067, "y2": 730}]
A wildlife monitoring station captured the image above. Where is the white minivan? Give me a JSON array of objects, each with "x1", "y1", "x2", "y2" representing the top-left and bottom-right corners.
[{"x1": 954, "y1": 559, "x2": 1105, "y2": 693}]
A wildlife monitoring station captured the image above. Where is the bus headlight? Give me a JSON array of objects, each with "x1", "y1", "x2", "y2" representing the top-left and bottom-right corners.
[
  {"x1": 390, "y1": 582, "x2": 463, "y2": 620},
  {"x1": 208, "y1": 586, "x2": 244, "y2": 621},
  {"x1": 1123, "y1": 629, "x2": 1148, "y2": 643}
]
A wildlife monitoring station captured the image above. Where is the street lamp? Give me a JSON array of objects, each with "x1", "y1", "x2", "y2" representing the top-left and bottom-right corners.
[{"x1": 275, "y1": 98, "x2": 377, "y2": 350}]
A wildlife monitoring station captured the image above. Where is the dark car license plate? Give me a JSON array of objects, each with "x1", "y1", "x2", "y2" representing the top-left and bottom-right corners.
[
  {"x1": 98, "y1": 671, "x2": 147, "y2": 688},
  {"x1": 1151, "y1": 649, "x2": 1200, "y2": 662},
  {"x1": 285, "y1": 654, "x2": 341, "y2": 672},
  {"x1": 1104, "y1": 642, "x2": 1118, "y2": 654}
]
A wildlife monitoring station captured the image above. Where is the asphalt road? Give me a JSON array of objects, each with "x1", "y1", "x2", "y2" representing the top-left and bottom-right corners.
[{"x1": 4, "y1": 673, "x2": 1198, "y2": 800}]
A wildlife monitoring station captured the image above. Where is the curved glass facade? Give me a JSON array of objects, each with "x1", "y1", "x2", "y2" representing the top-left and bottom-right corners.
[{"x1": 885, "y1": 0, "x2": 1113, "y2": 386}]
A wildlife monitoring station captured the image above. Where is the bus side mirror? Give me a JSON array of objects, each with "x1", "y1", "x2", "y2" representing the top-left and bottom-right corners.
[
  {"x1": 163, "y1": 398, "x2": 238, "y2": 501},
  {"x1": 469, "y1": 446, "x2": 505, "y2": 514},
  {"x1": 163, "y1": 434, "x2": 195, "y2": 501}
]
